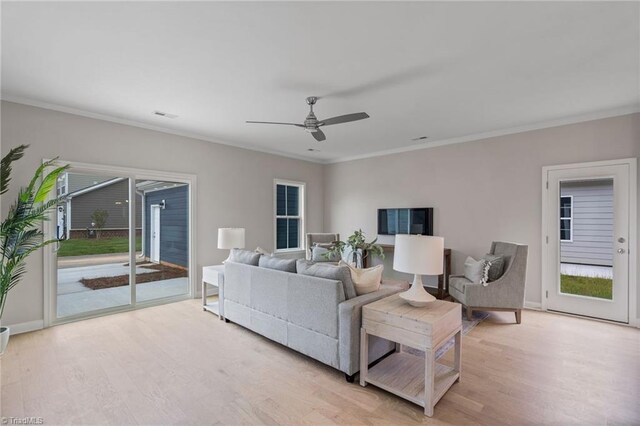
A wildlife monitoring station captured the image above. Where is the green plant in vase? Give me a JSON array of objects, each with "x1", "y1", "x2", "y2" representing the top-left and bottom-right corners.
[
  {"x1": 0, "y1": 145, "x2": 68, "y2": 354},
  {"x1": 326, "y1": 229, "x2": 384, "y2": 267}
]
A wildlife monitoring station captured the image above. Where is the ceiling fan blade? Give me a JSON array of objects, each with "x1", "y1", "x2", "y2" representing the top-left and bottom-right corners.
[
  {"x1": 311, "y1": 129, "x2": 326, "y2": 142},
  {"x1": 318, "y1": 112, "x2": 369, "y2": 127},
  {"x1": 246, "y1": 121, "x2": 304, "y2": 127}
]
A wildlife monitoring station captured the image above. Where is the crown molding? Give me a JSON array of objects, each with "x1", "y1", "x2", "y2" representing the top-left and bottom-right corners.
[
  {"x1": 3, "y1": 95, "x2": 637, "y2": 166},
  {"x1": 0, "y1": 95, "x2": 325, "y2": 164},
  {"x1": 325, "y1": 104, "x2": 640, "y2": 164}
]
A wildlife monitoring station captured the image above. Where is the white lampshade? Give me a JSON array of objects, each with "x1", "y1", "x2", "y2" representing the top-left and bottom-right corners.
[
  {"x1": 218, "y1": 228, "x2": 245, "y2": 250},
  {"x1": 393, "y1": 235, "x2": 444, "y2": 276}
]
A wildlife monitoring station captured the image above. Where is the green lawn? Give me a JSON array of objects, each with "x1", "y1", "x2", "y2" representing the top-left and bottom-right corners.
[
  {"x1": 560, "y1": 274, "x2": 612, "y2": 300},
  {"x1": 58, "y1": 236, "x2": 142, "y2": 257}
]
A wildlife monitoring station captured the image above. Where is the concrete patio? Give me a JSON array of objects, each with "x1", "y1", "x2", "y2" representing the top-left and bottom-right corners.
[{"x1": 57, "y1": 262, "x2": 189, "y2": 318}]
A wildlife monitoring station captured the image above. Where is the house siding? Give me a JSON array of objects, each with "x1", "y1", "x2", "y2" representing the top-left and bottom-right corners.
[
  {"x1": 69, "y1": 179, "x2": 143, "y2": 231},
  {"x1": 144, "y1": 185, "x2": 189, "y2": 268},
  {"x1": 66, "y1": 173, "x2": 113, "y2": 194},
  {"x1": 560, "y1": 179, "x2": 613, "y2": 266}
]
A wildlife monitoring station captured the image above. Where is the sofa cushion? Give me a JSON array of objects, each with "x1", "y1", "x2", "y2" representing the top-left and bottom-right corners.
[
  {"x1": 259, "y1": 255, "x2": 297, "y2": 273},
  {"x1": 296, "y1": 260, "x2": 357, "y2": 300},
  {"x1": 229, "y1": 248, "x2": 260, "y2": 266},
  {"x1": 339, "y1": 261, "x2": 383, "y2": 296},
  {"x1": 483, "y1": 254, "x2": 505, "y2": 281}
]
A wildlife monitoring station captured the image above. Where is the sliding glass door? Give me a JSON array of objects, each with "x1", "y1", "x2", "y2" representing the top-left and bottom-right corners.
[
  {"x1": 49, "y1": 165, "x2": 192, "y2": 324},
  {"x1": 56, "y1": 172, "x2": 135, "y2": 318},
  {"x1": 134, "y1": 179, "x2": 189, "y2": 303}
]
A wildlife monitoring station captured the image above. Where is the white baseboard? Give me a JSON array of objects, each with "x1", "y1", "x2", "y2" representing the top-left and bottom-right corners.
[
  {"x1": 524, "y1": 301, "x2": 542, "y2": 310},
  {"x1": 6, "y1": 320, "x2": 44, "y2": 335}
]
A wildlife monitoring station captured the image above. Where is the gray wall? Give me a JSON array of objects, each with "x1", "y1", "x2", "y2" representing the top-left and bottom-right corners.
[
  {"x1": 560, "y1": 180, "x2": 614, "y2": 266},
  {"x1": 70, "y1": 179, "x2": 143, "y2": 230},
  {"x1": 144, "y1": 185, "x2": 188, "y2": 267},
  {"x1": 324, "y1": 113, "x2": 640, "y2": 319},
  {"x1": 1, "y1": 101, "x2": 324, "y2": 327}
]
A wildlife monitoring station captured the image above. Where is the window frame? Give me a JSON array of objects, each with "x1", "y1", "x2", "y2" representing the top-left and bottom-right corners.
[
  {"x1": 560, "y1": 195, "x2": 573, "y2": 242},
  {"x1": 274, "y1": 179, "x2": 305, "y2": 253}
]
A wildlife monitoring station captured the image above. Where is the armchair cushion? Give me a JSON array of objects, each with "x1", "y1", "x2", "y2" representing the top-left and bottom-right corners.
[{"x1": 482, "y1": 254, "x2": 505, "y2": 281}]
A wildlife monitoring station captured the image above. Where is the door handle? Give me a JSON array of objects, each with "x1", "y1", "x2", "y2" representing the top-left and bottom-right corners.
[{"x1": 617, "y1": 248, "x2": 626, "y2": 254}]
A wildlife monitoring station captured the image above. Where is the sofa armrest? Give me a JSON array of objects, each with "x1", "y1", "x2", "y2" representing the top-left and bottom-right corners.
[{"x1": 337, "y1": 282, "x2": 408, "y2": 375}]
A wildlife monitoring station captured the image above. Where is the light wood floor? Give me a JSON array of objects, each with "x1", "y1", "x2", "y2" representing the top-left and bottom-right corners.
[{"x1": 1, "y1": 300, "x2": 639, "y2": 425}]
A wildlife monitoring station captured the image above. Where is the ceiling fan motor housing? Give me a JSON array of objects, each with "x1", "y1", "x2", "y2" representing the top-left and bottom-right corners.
[{"x1": 304, "y1": 96, "x2": 319, "y2": 130}]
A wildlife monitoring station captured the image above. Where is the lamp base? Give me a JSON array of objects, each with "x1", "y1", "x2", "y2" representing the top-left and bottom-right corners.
[{"x1": 399, "y1": 274, "x2": 437, "y2": 307}]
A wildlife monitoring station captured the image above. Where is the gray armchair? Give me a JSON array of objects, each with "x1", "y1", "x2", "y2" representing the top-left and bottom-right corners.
[
  {"x1": 306, "y1": 233, "x2": 340, "y2": 260},
  {"x1": 449, "y1": 242, "x2": 528, "y2": 324}
]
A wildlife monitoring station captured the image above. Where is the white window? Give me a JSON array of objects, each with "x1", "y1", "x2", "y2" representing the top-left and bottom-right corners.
[
  {"x1": 56, "y1": 173, "x2": 68, "y2": 196},
  {"x1": 560, "y1": 195, "x2": 573, "y2": 242},
  {"x1": 274, "y1": 180, "x2": 305, "y2": 252}
]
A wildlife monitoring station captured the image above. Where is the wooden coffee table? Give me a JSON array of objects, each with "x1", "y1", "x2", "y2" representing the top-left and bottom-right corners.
[{"x1": 360, "y1": 294, "x2": 462, "y2": 417}]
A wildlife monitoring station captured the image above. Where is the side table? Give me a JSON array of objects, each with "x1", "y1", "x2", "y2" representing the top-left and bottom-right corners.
[
  {"x1": 202, "y1": 265, "x2": 224, "y2": 320},
  {"x1": 360, "y1": 293, "x2": 462, "y2": 416}
]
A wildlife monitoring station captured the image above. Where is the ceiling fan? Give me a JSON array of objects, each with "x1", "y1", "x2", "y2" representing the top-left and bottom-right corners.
[{"x1": 246, "y1": 96, "x2": 369, "y2": 141}]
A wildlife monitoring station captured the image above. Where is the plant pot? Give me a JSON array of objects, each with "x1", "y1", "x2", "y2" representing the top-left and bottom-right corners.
[{"x1": 0, "y1": 325, "x2": 10, "y2": 355}]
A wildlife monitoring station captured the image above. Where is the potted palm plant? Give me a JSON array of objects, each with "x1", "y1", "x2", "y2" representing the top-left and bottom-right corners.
[
  {"x1": 326, "y1": 229, "x2": 384, "y2": 268},
  {"x1": 0, "y1": 145, "x2": 67, "y2": 354}
]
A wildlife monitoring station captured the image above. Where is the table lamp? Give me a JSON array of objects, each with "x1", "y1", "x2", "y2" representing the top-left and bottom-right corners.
[
  {"x1": 218, "y1": 228, "x2": 245, "y2": 261},
  {"x1": 393, "y1": 234, "x2": 444, "y2": 307}
]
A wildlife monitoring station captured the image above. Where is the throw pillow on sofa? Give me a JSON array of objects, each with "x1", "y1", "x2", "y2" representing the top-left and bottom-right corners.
[
  {"x1": 339, "y1": 261, "x2": 383, "y2": 296},
  {"x1": 255, "y1": 246, "x2": 272, "y2": 256},
  {"x1": 229, "y1": 248, "x2": 260, "y2": 266},
  {"x1": 258, "y1": 255, "x2": 297, "y2": 273},
  {"x1": 464, "y1": 256, "x2": 491, "y2": 286},
  {"x1": 296, "y1": 260, "x2": 357, "y2": 300}
]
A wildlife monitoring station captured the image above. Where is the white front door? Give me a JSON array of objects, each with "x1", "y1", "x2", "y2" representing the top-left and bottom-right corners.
[
  {"x1": 544, "y1": 162, "x2": 631, "y2": 323},
  {"x1": 150, "y1": 205, "x2": 161, "y2": 263}
]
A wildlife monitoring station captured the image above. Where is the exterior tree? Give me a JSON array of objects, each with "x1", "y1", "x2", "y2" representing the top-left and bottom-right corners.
[{"x1": 91, "y1": 209, "x2": 109, "y2": 239}]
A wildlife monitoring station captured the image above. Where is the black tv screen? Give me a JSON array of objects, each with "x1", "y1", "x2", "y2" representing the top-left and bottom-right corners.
[{"x1": 377, "y1": 208, "x2": 433, "y2": 236}]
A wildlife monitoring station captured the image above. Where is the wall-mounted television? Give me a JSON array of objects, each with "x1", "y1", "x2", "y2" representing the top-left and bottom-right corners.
[{"x1": 377, "y1": 208, "x2": 433, "y2": 236}]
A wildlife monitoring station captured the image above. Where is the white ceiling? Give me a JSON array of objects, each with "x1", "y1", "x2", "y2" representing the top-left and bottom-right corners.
[{"x1": 2, "y1": 2, "x2": 639, "y2": 163}]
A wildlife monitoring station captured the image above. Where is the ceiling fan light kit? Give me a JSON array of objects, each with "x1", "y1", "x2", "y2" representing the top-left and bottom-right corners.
[{"x1": 246, "y1": 96, "x2": 369, "y2": 142}]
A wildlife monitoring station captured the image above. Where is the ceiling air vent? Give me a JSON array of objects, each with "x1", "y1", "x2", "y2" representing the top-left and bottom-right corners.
[{"x1": 153, "y1": 111, "x2": 178, "y2": 119}]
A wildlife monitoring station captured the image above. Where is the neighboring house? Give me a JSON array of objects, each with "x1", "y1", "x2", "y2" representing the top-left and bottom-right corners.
[
  {"x1": 139, "y1": 182, "x2": 189, "y2": 268},
  {"x1": 57, "y1": 173, "x2": 142, "y2": 239},
  {"x1": 560, "y1": 179, "x2": 614, "y2": 266}
]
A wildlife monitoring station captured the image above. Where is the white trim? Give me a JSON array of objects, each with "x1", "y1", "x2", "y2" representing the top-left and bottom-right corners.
[
  {"x1": 43, "y1": 159, "x2": 198, "y2": 327},
  {"x1": 4, "y1": 96, "x2": 638, "y2": 166},
  {"x1": 524, "y1": 301, "x2": 542, "y2": 310},
  {"x1": 541, "y1": 157, "x2": 638, "y2": 327},
  {"x1": 150, "y1": 204, "x2": 161, "y2": 263},
  {"x1": 65, "y1": 199, "x2": 71, "y2": 240},
  {"x1": 559, "y1": 195, "x2": 573, "y2": 242},
  {"x1": 273, "y1": 179, "x2": 306, "y2": 253},
  {"x1": 327, "y1": 106, "x2": 640, "y2": 164},
  {"x1": 3, "y1": 96, "x2": 323, "y2": 164},
  {"x1": 5, "y1": 320, "x2": 44, "y2": 335}
]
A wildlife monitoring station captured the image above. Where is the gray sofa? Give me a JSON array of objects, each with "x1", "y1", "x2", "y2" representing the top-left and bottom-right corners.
[
  {"x1": 449, "y1": 241, "x2": 528, "y2": 324},
  {"x1": 223, "y1": 261, "x2": 408, "y2": 381}
]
